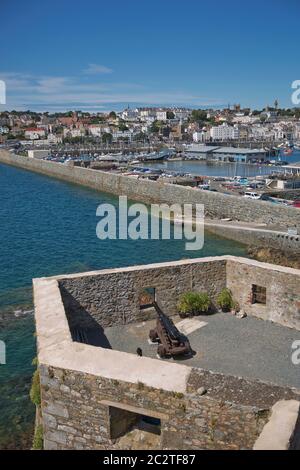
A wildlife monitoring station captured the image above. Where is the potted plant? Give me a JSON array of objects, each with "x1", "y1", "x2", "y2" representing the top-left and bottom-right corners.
[
  {"x1": 216, "y1": 288, "x2": 234, "y2": 312},
  {"x1": 177, "y1": 291, "x2": 211, "y2": 318}
]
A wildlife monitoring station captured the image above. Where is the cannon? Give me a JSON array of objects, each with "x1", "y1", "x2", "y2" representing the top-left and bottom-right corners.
[{"x1": 149, "y1": 301, "x2": 192, "y2": 358}]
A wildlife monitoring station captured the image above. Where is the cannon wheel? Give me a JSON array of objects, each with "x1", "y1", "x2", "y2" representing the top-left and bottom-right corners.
[
  {"x1": 149, "y1": 328, "x2": 159, "y2": 343},
  {"x1": 157, "y1": 344, "x2": 167, "y2": 358}
]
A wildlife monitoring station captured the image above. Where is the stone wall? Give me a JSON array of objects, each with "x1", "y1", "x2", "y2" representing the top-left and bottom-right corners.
[
  {"x1": 1, "y1": 150, "x2": 300, "y2": 230},
  {"x1": 34, "y1": 256, "x2": 300, "y2": 450},
  {"x1": 39, "y1": 363, "x2": 300, "y2": 450},
  {"x1": 206, "y1": 223, "x2": 300, "y2": 256},
  {"x1": 226, "y1": 258, "x2": 300, "y2": 329},
  {"x1": 59, "y1": 257, "x2": 300, "y2": 331},
  {"x1": 59, "y1": 258, "x2": 227, "y2": 329}
]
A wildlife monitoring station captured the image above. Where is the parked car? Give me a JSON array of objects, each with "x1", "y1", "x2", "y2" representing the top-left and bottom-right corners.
[{"x1": 243, "y1": 192, "x2": 261, "y2": 200}]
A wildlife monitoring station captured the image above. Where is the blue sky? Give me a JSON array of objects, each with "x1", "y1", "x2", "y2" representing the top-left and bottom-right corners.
[{"x1": 0, "y1": 0, "x2": 299, "y2": 112}]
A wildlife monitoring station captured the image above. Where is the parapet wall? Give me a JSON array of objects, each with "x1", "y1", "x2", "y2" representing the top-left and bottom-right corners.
[
  {"x1": 1, "y1": 150, "x2": 300, "y2": 230},
  {"x1": 226, "y1": 258, "x2": 300, "y2": 329},
  {"x1": 59, "y1": 256, "x2": 300, "y2": 331},
  {"x1": 34, "y1": 256, "x2": 300, "y2": 450},
  {"x1": 39, "y1": 362, "x2": 300, "y2": 450},
  {"x1": 60, "y1": 258, "x2": 226, "y2": 329}
]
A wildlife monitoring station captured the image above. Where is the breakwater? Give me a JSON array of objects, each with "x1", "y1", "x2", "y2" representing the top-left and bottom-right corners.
[
  {"x1": 1, "y1": 150, "x2": 300, "y2": 231},
  {"x1": 205, "y1": 221, "x2": 300, "y2": 255}
]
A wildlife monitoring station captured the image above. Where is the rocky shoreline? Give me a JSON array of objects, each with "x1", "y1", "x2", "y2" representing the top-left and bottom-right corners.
[
  {"x1": 247, "y1": 245, "x2": 300, "y2": 270},
  {"x1": 0, "y1": 306, "x2": 34, "y2": 329}
]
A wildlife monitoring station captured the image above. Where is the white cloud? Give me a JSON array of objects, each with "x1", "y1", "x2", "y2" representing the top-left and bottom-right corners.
[
  {"x1": 0, "y1": 69, "x2": 226, "y2": 111},
  {"x1": 83, "y1": 63, "x2": 113, "y2": 75}
]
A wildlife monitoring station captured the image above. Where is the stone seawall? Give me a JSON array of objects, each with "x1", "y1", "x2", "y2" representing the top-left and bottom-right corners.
[
  {"x1": 206, "y1": 222, "x2": 300, "y2": 255},
  {"x1": 1, "y1": 150, "x2": 300, "y2": 230}
]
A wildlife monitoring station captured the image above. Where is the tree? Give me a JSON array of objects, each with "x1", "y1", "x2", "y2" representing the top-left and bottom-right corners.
[
  {"x1": 150, "y1": 120, "x2": 160, "y2": 133},
  {"x1": 166, "y1": 111, "x2": 175, "y2": 119},
  {"x1": 119, "y1": 123, "x2": 129, "y2": 131},
  {"x1": 191, "y1": 109, "x2": 207, "y2": 122},
  {"x1": 102, "y1": 132, "x2": 113, "y2": 144},
  {"x1": 109, "y1": 111, "x2": 117, "y2": 119},
  {"x1": 294, "y1": 108, "x2": 300, "y2": 119},
  {"x1": 133, "y1": 131, "x2": 146, "y2": 141}
]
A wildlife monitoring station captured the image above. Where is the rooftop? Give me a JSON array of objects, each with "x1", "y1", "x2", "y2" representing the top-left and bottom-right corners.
[
  {"x1": 213, "y1": 147, "x2": 266, "y2": 154},
  {"x1": 34, "y1": 256, "x2": 300, "y2": 395},
  {"x1": 185, "y1": 145, "x2": 220, "y2": 153}
]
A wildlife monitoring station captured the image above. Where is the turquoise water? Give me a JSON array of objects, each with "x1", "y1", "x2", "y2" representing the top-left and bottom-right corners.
[{"x1": 0, "y1": 163, "x2": 246, "y2": 448}]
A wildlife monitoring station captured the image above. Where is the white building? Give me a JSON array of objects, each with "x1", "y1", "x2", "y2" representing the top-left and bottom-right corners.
[
  {"x1": 0, "y1": 126, "x2": 9, "y2": 134},
  {"x1": 47, "y1": 133, "x2": 62, "y2": 144},
  {"x1": 24, "y1": 128, "x2": 46, "y2": 140},
  {"x1": 174, "y1": 109, "x2": 190, "y2": 121},
  {"x1": 88, "y1": 125, "x2": 102, "y2": 137},
  {"x1": 232, "y1": 115, "x2": 259, "y2": 124},
  {"x1": 63, "y1": 128, "x2": 85, "y2": 139},
  {"x1": 120, "y1": 108, "x2": 138, "y2": 121},
  {"x1": 138, "y1": 109, "x2": 156, "y2": 119},
  {"x1": 193, "y1": 131, "x2": 210, "y2": 142},
  {"x1": 156, "y1": 111, "x2": 168, "y2": 121},
  {"x1": 210, "y1": 123, "x2": 240, "y2": 141}
]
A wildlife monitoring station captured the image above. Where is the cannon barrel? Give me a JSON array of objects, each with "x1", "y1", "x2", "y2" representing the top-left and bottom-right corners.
[{"x1": 152, "y1": 301, "x2": 184, "y2": 341}]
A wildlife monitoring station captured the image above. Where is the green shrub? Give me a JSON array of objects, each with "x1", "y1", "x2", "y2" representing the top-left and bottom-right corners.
[
  {"x1": 31, "y1": 356, "x2": 38, "y2": 367},
  {"x1": 32, "y1": 424, "x2": 43, "y2": 450},
  {"x1": 217, "y1": 288, "x2": 234, "y2": 312},
  {"x1": 177, "y1": 291, "x2": 211, "y2": 317},
  {"x1": 30, "y1": 369, "x2": 41, "y2": 406}
]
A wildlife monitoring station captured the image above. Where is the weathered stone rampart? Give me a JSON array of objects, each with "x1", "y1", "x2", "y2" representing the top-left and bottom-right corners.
[
  {"x1": 34, "y1": 256, "x2": 300, "y2": 450},
  {"x1": 59, "y1": 256, "x2": 300, "y2": 331}
]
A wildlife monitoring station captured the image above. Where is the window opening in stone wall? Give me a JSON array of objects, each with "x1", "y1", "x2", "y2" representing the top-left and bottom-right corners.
[
  {"x1": 109, "y1": 405, "x2": 161, "y2": 448},
  {"x1": 252, "y1": 285, "x2": 267, "y2": 305},
  {"x1": 139, "y1": 287, "x2": 156, "y2": 309}
]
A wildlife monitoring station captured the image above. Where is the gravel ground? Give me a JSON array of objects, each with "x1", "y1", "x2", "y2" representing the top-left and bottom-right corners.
[{"x1": 102, "y1": 312, "x2": 300, "y2": 389}]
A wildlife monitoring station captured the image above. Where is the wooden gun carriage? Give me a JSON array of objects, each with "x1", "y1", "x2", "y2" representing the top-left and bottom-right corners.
[{"x1": 149, "y1": 301, "x2": 192, "y2": 358}]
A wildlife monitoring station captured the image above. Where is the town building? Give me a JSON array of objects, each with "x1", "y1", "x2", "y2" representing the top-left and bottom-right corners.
[
  {"x1": 192, "y1": 131, "x2": 210, "y2": 143},
  {"x1": 211, "y1": 146, "x2": 267, "y2": 162},
  {"x1": 184, "y1": 144, "x2": 220, "y2": 159},
  {"x1": 24, "y1": 128, "x2": 46, "y2": 140},
  {"x1": 210, "y1": 123, "x2": 240, "y2": 141},
  {"x1": 156, "y1": 110, "x2": 168, "y2": 121}
]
